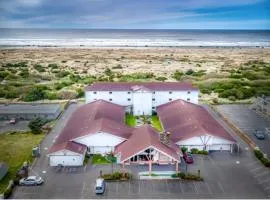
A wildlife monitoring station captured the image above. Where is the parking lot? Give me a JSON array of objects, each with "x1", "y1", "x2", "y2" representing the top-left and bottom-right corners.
[
  {"x1": 0, "y1": 120, "x2": 29, "y2": 134},
  {"x1": 12, "y1": 151, "x2": 268, "y2": 199},
  {"x1": 216, "y1": 104, "x2": 270, "y2": 156},
  {"x1": 10, "y1": 103, "x2": 270, "y2": 199}
]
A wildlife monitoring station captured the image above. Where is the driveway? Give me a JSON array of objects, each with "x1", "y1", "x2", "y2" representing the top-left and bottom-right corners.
[{"x1": 216, "y1": 104, "x2": 270, "y2": 156}]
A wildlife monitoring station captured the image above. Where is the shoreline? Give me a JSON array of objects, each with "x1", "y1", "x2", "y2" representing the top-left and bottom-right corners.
[{"x1": 0, "y1": 45, "x2": 268, "y2": 50}]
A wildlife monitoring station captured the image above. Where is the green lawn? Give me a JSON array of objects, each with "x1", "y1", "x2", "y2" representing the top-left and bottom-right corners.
[
  {"x1": 125, "y1": 114, "x2": 136, "y2": 127},
  {"x1": 92, "y1": 154, "x2": 112, "y2": 164},
  {"x1": 151, "y1": 115, "x2": 163, "y2": 132},
  {"x1": 0, "y1": 132, "x2": 45, "y2": 193}
]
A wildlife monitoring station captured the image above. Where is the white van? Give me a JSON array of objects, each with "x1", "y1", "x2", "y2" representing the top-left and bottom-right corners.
[{"x1": 95, "y1": 178, "x2": 105, "y2": 194}]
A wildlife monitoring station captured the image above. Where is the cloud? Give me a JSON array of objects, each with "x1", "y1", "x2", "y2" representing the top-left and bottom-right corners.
[{"x1": 0, "y1": 0, "x2": 269, "y2": 29}]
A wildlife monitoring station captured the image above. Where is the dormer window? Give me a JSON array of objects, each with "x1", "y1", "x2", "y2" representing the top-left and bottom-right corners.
[{"x1": 127, "y1": 98, "x2": 131, "y2": 101}]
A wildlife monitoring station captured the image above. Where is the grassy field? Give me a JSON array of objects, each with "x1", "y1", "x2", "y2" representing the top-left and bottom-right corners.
[
  {"x1": 0, "y1": 132, "x2": 45, "y2": 193},
  {"x1": 91, "y1": 154, "x2": 112, "y2": 164},
  {"x1": 151, "y1": 115, "x2": 163, "y2": 132},
  {"x1": 125, "y1": 114, "x2": 136, "y2": 127}
]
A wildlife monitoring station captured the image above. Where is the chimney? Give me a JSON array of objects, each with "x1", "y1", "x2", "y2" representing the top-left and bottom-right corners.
[{"x1": 160, "y1": 131, "x2": 171, "y2": 146}]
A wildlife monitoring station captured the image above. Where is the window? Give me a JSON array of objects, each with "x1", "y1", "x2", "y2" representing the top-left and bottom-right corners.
[
  {"x1": 109, "y1": 91, "x2": 112, "y2": 94},
  {"x1": 169, "y1": 98, "x2": 172, "y2": 101},
  {"x1": 152, "y1": 98, "x2": 155, "y2": 101},
  {"x1": 169, "y1": 91, "x2": 172, "y2": 94},
  {"x1": 153, "y1": 91, "x2": 155, "y2": 94},
  {"x1": 127, "y1": 91, "x2": 131, "y2": 94},
  {"x1": 152, "y1": 107, "x2": 155, "y2": 109},
  {"x1": 109, "y1": 98, "x2": 112, "y2": 101},
  {"x1": 93, "y1": 91, "x2": 97, "y2": 94},
  {"x1": 187, "y1": 98, "x2": 190, "y2": 101},
  {"x1": 127, "y1": 98, "x2": 131, "y2": 101},
  {"x1": 94, "y1": 98, "x2": 97, "y2": 100},
  {"x1": 187, "y1": 91, "x2": 191, "y2": 94}
]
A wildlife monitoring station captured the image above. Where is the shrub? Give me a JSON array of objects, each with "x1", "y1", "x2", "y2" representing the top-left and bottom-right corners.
[
  {"x1": 112, "y1": 65, "x2": 123, "y2": 69},
  {"x1": 102, "y1": 172, "x2": 131, "y2": 180},
  {"x1": 172, "y1": 70, "x2": 183, "y2": 81},
  {"x1": 76, "y1": 88, "x2": 84, "y2": 98},
  {"x1": 45, "y1": 91, "x2": 58, "y2": 100},
  {"x1": 228, "y1": 96, "x2": 236, "y2": 101},
  {"x1": 57, "y1": 90, "x2": 77, "y2": 100},
  {"x1": 4, "y1": 61, "x2": 27, "y2": 68},
  {"x1": 191, "y1": 148, "x2": 199, "y2": 154},
  {"x1": 56, "y1": 71, "x2": 70, "y2": 78},
  {"x1": 48, "y1": 63, "x2": 58, "y2": 69},
  {"x1": 185, "y1": 69, "x2": 194, "y2": 75},
  {"x1": 4, "y1": 187, "x2": 12, "y2": 199},
  {"x1": 155, "y1": 76, "x2": 167, "y2": 81},
  {"x1": 34, "y1": 64, "x2": 45, "y2": 72},
  {"x1": 69, "y1": 74, "x2": 81, "y2": 82},
  {"x1": 254, "y1": 149, "x2": 264, "y2": 159},
  {"x1": 254, "y1": 149, "x2": 270, "y2": 167},
  {"x1": 0, "y1": 71, "x2": 9, "y2": 80},
  {"x1": 28, "y1": 118, "x2": 48, "y2": 134},
  {"x1": 24, "y1": 86, "x2": 48, "y2": 101},
  {"x1": 181, "y1": 146, "x2": 188, "y2": 153}
]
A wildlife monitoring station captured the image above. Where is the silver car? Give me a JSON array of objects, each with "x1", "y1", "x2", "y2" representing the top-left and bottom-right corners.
[{"x1": 19, "y1": 176, "x2": 44, "y2": 186}]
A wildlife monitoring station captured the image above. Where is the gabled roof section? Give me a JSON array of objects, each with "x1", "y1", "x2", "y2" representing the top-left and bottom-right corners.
[
  {"x1": 157, "y1": 100, "x2": 236, "y2": 143},
  {"x1": 115, "y1": 125, "x2": 180, "y2": 163},
  {"x1": 53, "y1": 100, "x2": 132, "y2": 145},
  {"x1": 86, "y1": 82, "x2": 198, "y2": 91},
  {"x1": 48, "y1": 141, "x2": 87, "y2": 155},
  {"x1": 131, "y1": 85, "x2": 152, "y2": 92}
]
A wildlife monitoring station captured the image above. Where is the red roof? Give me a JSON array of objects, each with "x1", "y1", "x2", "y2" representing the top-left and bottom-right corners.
[
  {"x1": 156, "y1": 100, "x2": 236, "y2": 143},
  {"x1": 48, "y1": 141, "x2": 87, "y2": 155},
  {"x1": 86, "y1": 82, "x2": 198, "y2": 91},
  {"x1": 49, "y1": 100, "x2": 133, "y2": 154},
  {"x1": 115, "y1": 125, "x2": 180, "y2": 163}
]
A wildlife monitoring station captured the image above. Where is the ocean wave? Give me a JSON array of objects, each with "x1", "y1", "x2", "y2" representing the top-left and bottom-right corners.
[{"x1": 0, "y1": 38, "x2": 269, "y2": 47}]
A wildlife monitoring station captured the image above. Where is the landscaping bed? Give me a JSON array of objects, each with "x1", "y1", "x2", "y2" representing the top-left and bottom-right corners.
[
  {"x1": 151, "y1": 115, "x2": 163, "y2": 132},
  {"x1": 125, "y1": 114, "x2": 136, "y2": 127},
  {"x1": 102, "y1": 172, "x2": 132, "y2": 181},
  {"x1": 254, "y1": 149, "x2": 270, "y2": 167},
  {"x1": 91, "y1": 154, "x2": 116, "y2": 165},
  {"x1": 0, "y1": 131, "x2": 45, "y2": 193}
]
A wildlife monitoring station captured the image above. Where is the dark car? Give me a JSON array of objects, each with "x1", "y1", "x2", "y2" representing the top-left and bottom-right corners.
[
  {"x1": 254, "y1": 130, "x2": 265, "y2": 140},
  {"x1": 183, "y1": 152, "x2": 194, "y2": 164}
]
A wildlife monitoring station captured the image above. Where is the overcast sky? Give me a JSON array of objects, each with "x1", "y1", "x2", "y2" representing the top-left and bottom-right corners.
[{"x1": 0, "y1": 0, "x2": 269, "y2": 29}]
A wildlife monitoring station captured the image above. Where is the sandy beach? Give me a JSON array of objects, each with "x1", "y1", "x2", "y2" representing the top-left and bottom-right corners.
[{"x1": 1, "y1": 47, "x2": 270, "y2": 78}]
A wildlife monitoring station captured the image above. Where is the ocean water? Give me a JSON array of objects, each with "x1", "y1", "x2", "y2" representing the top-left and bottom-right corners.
[{"x1": 0, "y1": 28, "x2": 269, "y2": 47}]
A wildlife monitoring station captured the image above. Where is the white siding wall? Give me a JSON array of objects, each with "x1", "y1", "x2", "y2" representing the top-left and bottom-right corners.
[
  {"x1": 73, "y1": 132, "x2": 126, "y2": 154},
  {"x1": 152, "y1": 90, "x2": 198, "y2": 108},
  {"x1": 85, "y1": 89, "x2": 199, "y2": 115},
  {"x1": 133, "y1": 90, "x2": 152, "y2": 116},
  {"x1": 85, "y1": 91, "x2": 132, "y2": 106},
  {"x1": 48, "y1": 150, "x2": 85, "y2": 166}
]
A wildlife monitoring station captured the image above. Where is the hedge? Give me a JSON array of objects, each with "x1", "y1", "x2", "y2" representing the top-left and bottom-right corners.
[
  {"x1": 190, "y1": 148, "x2": 208, "y2": 155},
  {"x1": 102, "y1": 172, "x2": 131, "y2": 180},
  {"x1": 254, "y1": 149, "x2": 270, "y2": 167},
  {"x1": 172, "y1": 172, "x2": 203, "y2": 181}
]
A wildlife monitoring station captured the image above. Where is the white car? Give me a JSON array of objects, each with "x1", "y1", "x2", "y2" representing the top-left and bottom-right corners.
[{"x1": 19, "y1": 176, "x2": 44, "y2": 186}]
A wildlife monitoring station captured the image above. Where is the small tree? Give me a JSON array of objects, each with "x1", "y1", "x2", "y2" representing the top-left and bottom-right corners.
[{"x1": 28, "y1": 118, "x2": 47, "y2": 134}]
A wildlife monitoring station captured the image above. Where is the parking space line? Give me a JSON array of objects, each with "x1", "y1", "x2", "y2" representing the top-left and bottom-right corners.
[
  {"x1": 166, "y1": 180, "x2": 170, "y2": 194},
  {"x1": 116, "y1": 181, "x2": 119, "y2": 194},
  {"x1": 264, "y1": 186, "x2": 270, "y2": 191},
  {"x1": 81, "y1": 181, "x2": 86, "y2": 198},
  {"x1": 206, "y1": 182, "x2": 213, "y2": 195},
  {"x1": 138, "y1": 180, "x2": 140, "y2": 194},
  {"x1": 193, "y1": 182, "x2": 198, "y2": 194},
  {"x1": 250, "y1": 166, "x2": 264, "y2": 172},
  {"x1": 254, "y1": 170, "x2": 269, "y2": 178},
  {"x1": 128, "y1": 181, "x2": 131, "y2": 195},
  {"x1": 218, "y1": 182, "x2": 225, "y2": 193},
  {"x1": 258, "y1": 177, "x2": 270, "y2": 184},
  {"x1": 247, "y1": 161, "x2": 260, "y2": 167},
  {"x1": 179, "y1": 181, "x2": 184, "y2": 193}
]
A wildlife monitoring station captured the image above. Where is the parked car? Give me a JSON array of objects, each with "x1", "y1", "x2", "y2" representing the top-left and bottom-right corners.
[
  {"x1": 19, "y1": 176, "x2": 44, "y2": 186},
  {"x1": 183, "y1": 152, "x2": 194, "y2": 164},
  {"x1": 95, "y1": 178, "x2": 105, "y2": 194},
  {"x1": 9, "y1": 118, "x2": 16, "y2": 124},
  {"x1": 254, "y1": 130, "x2": 265, "y2": 140}
]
